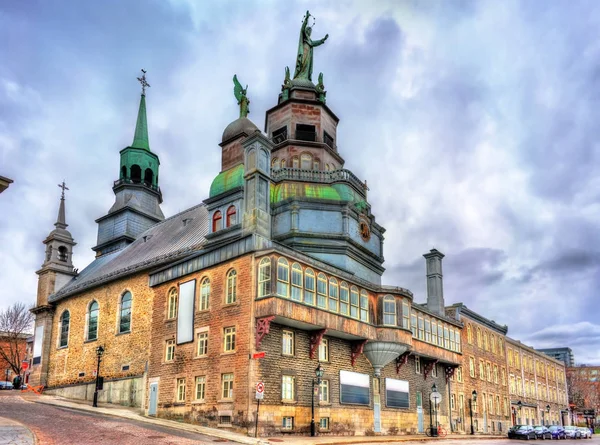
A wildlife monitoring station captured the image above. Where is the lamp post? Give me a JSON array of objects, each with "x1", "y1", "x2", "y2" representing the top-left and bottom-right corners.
[
  {"x1": 517, "y1": 400, "x2": 523, "y2": 424},
  {"x1": 92, "y1": 346, "x2": 104, "y2": 408},
  {"x1": 429, "y1": 383, "x2": 440, "y2": 437},
  {"x1": 310, "y1": 363, "x2": 324, "y2": 437},
  {"x1": 469, "y1": 390, "x2": 477, "y2": 435},
  {"x1": 545, "y1": 405, "x2": 550, "y2": 426}
]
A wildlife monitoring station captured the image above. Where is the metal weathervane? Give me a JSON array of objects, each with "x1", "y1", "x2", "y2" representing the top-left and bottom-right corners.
[{"x1": 137, "y1": 69, "x2": 150, "y2": 95}]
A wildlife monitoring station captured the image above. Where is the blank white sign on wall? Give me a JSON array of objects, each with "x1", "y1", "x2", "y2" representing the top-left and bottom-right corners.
[{"x1": 177, "y1": 280, "x2": 196, "y2": 344}]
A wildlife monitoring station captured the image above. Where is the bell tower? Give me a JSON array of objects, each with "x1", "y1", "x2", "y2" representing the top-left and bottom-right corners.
[{"x1": 93, "y1": 71, "x2": 164, "y2": 256}]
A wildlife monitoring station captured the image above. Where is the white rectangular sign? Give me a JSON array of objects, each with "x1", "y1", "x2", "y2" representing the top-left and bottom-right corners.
[{"x1": 177, "y1": 280, "x2": 196, "y2": 344}]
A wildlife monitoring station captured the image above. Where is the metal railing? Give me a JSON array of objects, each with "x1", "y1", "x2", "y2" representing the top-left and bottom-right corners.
[
  {"x1": 113, "y1": 178, "x2": 161, "y2": 192},
  {"x1": 271, "y1": 167, "x2": 367, "y2": 195}
]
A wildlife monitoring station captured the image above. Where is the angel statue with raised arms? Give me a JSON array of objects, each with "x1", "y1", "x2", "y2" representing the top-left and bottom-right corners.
[
  {"x1": 293, "y1": 10, "x2": 328, "y2": 82},
  {"x1": 233, "y1": 74, "x2": 250, "y2": 118}
]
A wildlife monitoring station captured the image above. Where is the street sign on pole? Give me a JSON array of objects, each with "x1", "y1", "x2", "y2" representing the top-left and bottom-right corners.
[
  {"x1": 256, "y1": 382, "x2": 264, "y2": 400},
  {"x1": 21, "y1": 361, "x2": 29, "y2": 371},
  {"x1": 430, "y1": 391, "x2": 442, "y2": 405}
]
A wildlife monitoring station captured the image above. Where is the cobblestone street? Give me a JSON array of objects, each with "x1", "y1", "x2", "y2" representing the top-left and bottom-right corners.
[{"x1": 0, "y1": 392, "x2": 239, "y2": 445}]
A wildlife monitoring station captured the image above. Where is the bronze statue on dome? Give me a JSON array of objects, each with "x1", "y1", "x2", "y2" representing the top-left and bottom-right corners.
[
  {"x1": 233, "y1": 74, "x2": 250, "y2": 118},
  {"x1": 294, "y1": 11, "x2": 328, "y2": 82}
]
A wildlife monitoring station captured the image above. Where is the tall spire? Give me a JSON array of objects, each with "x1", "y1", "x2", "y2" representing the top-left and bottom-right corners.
[
  {"x1": 132, "y1": 69, "x2": 150, "y2": 150},
  {"x1": 55, "y1": 181, "x2": 68, "y2": 229}
]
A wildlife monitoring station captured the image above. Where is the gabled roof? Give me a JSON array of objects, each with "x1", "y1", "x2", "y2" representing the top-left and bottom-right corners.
[{"x1": 49, "y1": 203, "x2": 208, "y2": 302}]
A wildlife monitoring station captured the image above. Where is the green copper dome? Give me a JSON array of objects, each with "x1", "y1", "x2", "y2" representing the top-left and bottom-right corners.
[
  {"x1": 271, "y1": 182, "x2": 360, "y2": 204},
  {"x1": 209, "y1": 164, "x2": 245, "y2": 198}
]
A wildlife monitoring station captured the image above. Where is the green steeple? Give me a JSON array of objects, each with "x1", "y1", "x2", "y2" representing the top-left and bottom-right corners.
[{"x1": 131, "y1": 94, "x2": 150, "y2": 150}]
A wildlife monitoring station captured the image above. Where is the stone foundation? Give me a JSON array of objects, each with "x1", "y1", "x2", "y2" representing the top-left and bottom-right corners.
[{"x1": 45, "y1": 376, "x2": 144, "y2": 408}]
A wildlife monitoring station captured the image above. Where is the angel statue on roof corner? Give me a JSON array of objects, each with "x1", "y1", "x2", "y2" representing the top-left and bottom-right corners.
[{"x1": 233, "y1": 74, "x2": 250, "y2": 118}]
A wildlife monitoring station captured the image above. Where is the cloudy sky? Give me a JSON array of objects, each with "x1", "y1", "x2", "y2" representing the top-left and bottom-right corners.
[{"x1": 1, "y1": 0, "x2": 599, "y2": 364}]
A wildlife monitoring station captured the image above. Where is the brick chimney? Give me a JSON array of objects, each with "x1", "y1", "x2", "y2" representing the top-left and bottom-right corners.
[{"x1": 424, "y1": 248, "x2": 445, "y2": 316}]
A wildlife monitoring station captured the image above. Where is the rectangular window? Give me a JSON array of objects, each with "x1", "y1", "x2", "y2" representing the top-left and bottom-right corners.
[
  {"x1": 165, "y1": 339, "x2": 175, "y2": 362},
  {"x1": 282, "y1": 330, "x2": 294, "y2": 356},
  {"x1": 318, "y1": 338, "x2": 329, "y2": 362},
  {"x1": 272, "y1": 126, "x2": 287, "y2": 144},
  {"x1": 223, "y1": 327, "x2": 236, "y2": 352},
  {"x1": 323, "y1": 131, "x2": 334, "y2": 148},
  {"x1": 417, "y1": 315, "x2": 424, "y2": 340},
  {"x1": 317, "y1": 274, "x2": 327, "y2": 308},
  {"x1": 339, "y1": 283, "x2": 349, "y2": 315},
  {"x1": 282, "y1": 375, "x2": 295, "y2": 401},
  {"x1": 444, "y1": 326, "x2": 449, "y2": 349},
  {"x1": 515, "y1": 351, "x2": 520, "y2": 369},
  {"x1": 415, "y1": 356, "x2": 421, "y2": 374},
  {"x1": 425, "y1": 318, "x2": 431, "y2": 342},
  {"x1": 176, "y1": 378, "x2": 186, "y2": 402},
  {"x1": 496, "y1": 395, "x2": 501, "y2": 415},
  {"x1": 282, "y1": 416, "x2": 294, "y2": 430},
  {"x1": 383, "y1": 298, "x2": 396, "y2": 326},
  {"x1": 360, "y1": 290, "x2": 369, "y2": 322},
  {"x1": 402, "y1": 301, "x2": 410, "y2": 329},
  {"x1": 451, "y1": 393, "x2": 456, "y2": 410},
  {"x1": 501, "y1": 367, "x2": 506, "y2": 385},
  {"x1": 469, "y1": 357, "x2": 475, "y2": 378},
  {"x1": 455, "y1": 329, "x2": 461, "y2": 352},
  {"x1": 503, "y1": 397, "x2": 509, "y2": 416},
  {"x1": 296, "y1": 123, "x2": 316, "y2": 142},
  {"x1": 195, "y1": 376, "x2": 206, "y2": 401},
  {"x1": 319, "y1": 380, "x2": 329, "y2": 403},
  {"x1": 196, "y1": 331, "x2": 208, "y2": 357},
  {"x1": 328, "y1": 280, "x2": 339, "y2": 312},
  {"x1": 410, "y1": 311, "x2": 417, "y2": 337},
  {"x1": 432, "y1": 320, "x2": 437, "y2": 345},
  {"x1": 350, "y1": 287, "x2": 359, "y2": 318},
  {"x1": 486, "y1": 362, "x2": 492, "y2": 382},
  {"x1": 479, "y1": 360, "x2": 485, "y2": 380},
  {"x1": 437, "y1": 324, "x2": 443, "y2": 346},
  {"x1": 305, "y1": 271, "x2": 315, "y2": 305},
  {"x1": 277, "y1": 260, "x2": 289, "y2": 298},
  {"x1": 508, "y1": 349, "x2": 513, "y2": 366},
  {"x1": 493, "y1": 365, "x2": 499, "y2": 384},
  {"x1": 457, "y1": 366, "x2": 463, "y2": 382},
  {"x1": 319, "y1": 417, "x2": 330, "y2": 430},
  {"x1": 291, "y1": 265, "x2": 302, "y2": 302},
  {"x1": 221, "y1": 373, "x2": 234, "y2": 400},
  {"x1": 385, "y1": 378, "x2": 410, "y2": 408},
  {"x1": 432, "y1": 363, "x2": 438, "y2": 378}
]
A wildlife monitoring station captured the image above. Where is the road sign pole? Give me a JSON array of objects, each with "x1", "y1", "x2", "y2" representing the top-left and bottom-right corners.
[{"x1": 255, "y1": 398, "x2": 260, "y2": 438}]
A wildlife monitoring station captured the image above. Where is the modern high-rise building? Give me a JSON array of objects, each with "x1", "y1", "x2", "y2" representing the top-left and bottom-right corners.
[{"x1": 537, "y1": 348, "x2": 575, "y2": 367}]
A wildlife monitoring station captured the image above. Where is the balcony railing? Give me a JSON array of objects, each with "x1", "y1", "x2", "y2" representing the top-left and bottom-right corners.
[
  {"x1": 271, "y1": 167, "x2": 367, "y2": 195},
  {"x1": 113, "y1": 178, "x2": 161, "y2": 192}
]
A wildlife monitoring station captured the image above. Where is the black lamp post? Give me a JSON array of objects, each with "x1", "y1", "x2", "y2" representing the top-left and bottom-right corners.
[
  {"x1": 545, "y1": 405, "x2": 550, "y2": 426},
  {"x1": 429, "y1": 383, "x2": 439, "y2": 437},
  {"x1": 310, "y1": 363, "x2": 324, "y2": 437},
  {"x1": 469, "y1": 390, "x2": 477, "y2": 435},
  {"x1": 92, "y1": 345, "x2": 104, "y2": 408},
  {"x1": 517, "y1": 400, "x2": 523, "y2": 424}
]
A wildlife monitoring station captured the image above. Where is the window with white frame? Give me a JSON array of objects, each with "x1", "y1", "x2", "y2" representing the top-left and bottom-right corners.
[
  {"x1": 258, "y1": 258, "x2": 271, "y2": 298},
  {"x1": 118, "y1": 291, "x2": 132, "y2": 334},
  {"x1": 328, "y1": 278, "x2": 339, "y2": 312},
  {"x1": 221, "y1": 373, "x2": 234, "y2": 399},
  {"x1": 425, "y1": 317, "x2": 431, "y2": 342},
  {"x1": 383, "y1": 295, "x2": 396, "y2": 326},
  {"x1": 317, "y1": 273, "x2": 327, "y2": 308},
  {"x1": 195, "y1": 376, "x2": 206, "y2": 401},
  {"x1": 318, "y1": 338, "x2": 329, "y2": 362},
  {"x1": 277, "y1": 258, "x2": 290, "y2": 298},
  {"x1": 360, "y1": 290, "x2": 369, "y2": 322},
  {"x1": 282, "y1": 375, "x2": 295, "y2": 401},
  {"x1": 402, "y1": 300, "x2": 410, "y2": 329},
  {"x1": 165, "y1": 339, "x2": 175, "y2": 361},
  {"x1": 291, "y1": 263, "x2": 303, "y2": 301},
  {"x1": 304, "y1": 268, "x2": 315, "y2": 305},
  {"x1": 226, "y1": 270, "x2": 237, "y2": 304},
  {"x1": 319, "y1": 417, "x2": 330, "y2": 430},
  {"x1": 167, "y1": 288, "x2": 178, "y2": 319},
  {"x1": 197, "y1": 331, "x2": 208, "y2": 357},
  {"x1": 223, "y1": 327, "x2": 236, "y2": 352},
  {"x1": 176, "y1": 378, "x2": 186, "y2": 402},
  {"x1": 199, "y1": 278, "x2": 210, "y2": 311},
  {"x1": 319, "y1": 380, "x2": 329, "y2": 403},
  {"x1": 282, "y1": 330, "x2": 294, "y2": 356},
  {"x1": 415, "y1": 356, "x2": 421, "y2": 374},
  {"x1": 339, "y1": 282, "x2": 349, "y2": 315},
  {"x1": 350, "y1": 286, "x2": 359, "y2": 318},
  {"x1": 282, "y1": 416, "x2": 294, "y2": 430}
]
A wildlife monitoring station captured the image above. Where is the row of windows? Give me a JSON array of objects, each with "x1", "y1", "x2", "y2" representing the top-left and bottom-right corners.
[
  {"x1": 451, "y1": 392, "x2": 509, "y2": 417},
  {"x1": 508, "y1": 375, "x2": 565, "y2": 403},
  {"x1": 271, "y1": 155, "x2": 336, "y2": 172},
  {"x1": 175, "y1": 372, "x2": 234, "y2": 403},
  {"x1": 212, "y1": 206, "x2": 237, "y2": 232},
  {"x1": 58, "y1": 292, "x2": 132, "y2": 347},
  {"x1": 261, "y1": 258, "x2": 369, "y2": 322},
  {"x1": 466, "y1": 324, "x2": 504, "y2": 356},
  {"x1": 410, "y1": 311, "x2": 461, "y2": 353},
  {"x1": 166, "y1": 270, "x2": 237, "y2": 319},
  {"x1": 468, "y1": 357, "x2": 507, "y2": 385},
  {"x1": 507, "y1": 348, "x2": 564, "y2": 382}
]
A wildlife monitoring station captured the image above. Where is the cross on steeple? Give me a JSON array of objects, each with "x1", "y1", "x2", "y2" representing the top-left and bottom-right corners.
[
  {"x1": 58, "y1": 180, "x2": 69, "y2": 200},
  {"x1": 137, "y1": 69, "x2": 150, "y2": 95}
]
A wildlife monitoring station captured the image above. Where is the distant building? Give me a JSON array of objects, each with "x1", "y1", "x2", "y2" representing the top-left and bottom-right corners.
[
  {"x1": 0, "y1": 176, "x2": 13, "y2": 194},
  {"x1": 537, "y1": 348, "x2": 575, "y2": 367}
]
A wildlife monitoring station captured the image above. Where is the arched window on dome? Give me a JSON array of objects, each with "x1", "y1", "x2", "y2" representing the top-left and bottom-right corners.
[
  {"x1": 383, "y1": 295, "x2": 396, "y2": 326},
  {"x1": 59, "y1": 310, "x2": 70, "y2": 347},
  {"x1": 212, "y1": 211, "x2": 222, "y2": 232},
  {"x1": 301, "y1": 153, "x2": 312, "y2": 170},
  {"x1": 226, "y1": 206, "x2": 237, "y2": 227}
]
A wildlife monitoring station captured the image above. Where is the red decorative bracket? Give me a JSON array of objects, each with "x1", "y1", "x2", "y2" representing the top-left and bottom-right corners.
[
  {"x1": 423, "y1": 359, "x2": 439, "y2": 380},
  {"x1": 395, "y1": 351, "x2": 411, "y2": 374},
  {"x1": 309, "y1": 329, "x2": 327, "y2": 359},
  {"x1": 255, "y1": 316, "x2": 275, "y2": 350},
  {"x1": 445, "y1": 365, "x2": 457, "y2": 382},
  {"x1": 350, "y1": 340, "x2": 368, "y2": 367}
]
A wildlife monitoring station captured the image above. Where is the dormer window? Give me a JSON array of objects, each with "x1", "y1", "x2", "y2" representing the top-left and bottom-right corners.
[
  {"x1": 212, "y1": 211, "x2": 223, "y2": 232},
  {"x1": 226, "y1": 206, "x2": 237, "y2": 227},
  {"x1": 272, "y1": 126, "x2": 287, "y2": 144},
  {"x1": 296, "y1": 124, "x2": 316, "y2": 142},
  {"x1": 57, "y1": 246, "x2": 68, "y2": 262}
]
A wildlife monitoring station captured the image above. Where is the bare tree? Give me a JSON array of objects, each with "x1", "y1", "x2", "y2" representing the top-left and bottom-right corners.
[{"x1": 0, "y1": 302, "x2": 33, "y2": 375}]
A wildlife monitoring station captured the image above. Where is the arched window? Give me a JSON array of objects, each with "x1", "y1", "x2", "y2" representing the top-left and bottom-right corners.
[
  {"x1": 59, "y1": 310, "x2": 70, "y2": 347},
  {"x1": 226, "y1": 270, "x2": 237, "y2": 304},
  {"x1": 301, "y1": 153, "x2": 312, "y2": 170},
  {"x1": 317, "y1": 273, "x2": 327, "y2": 308},
  {"x1": 121, "y1": 165, "x2": 127, "y2": 180},
  {"x1": 291, "y1": 263, "x2": 303, "y2": 301},
  {"x1": 130, "y1": 164, "x2": 141, "y2": 183},
  {"x1": 199, "y1": 278, "x2": 210, "y2": 311},
  {"x1": 144, "y1": 168, "x2": 153, "y2": 186},
  {"x1": 467, "y1": 324, "x2": 473, "y2": 344},
  {"x1": 118, "y1": 291, "x2": 132, "y2": 334},
  {"x1": 57, "y1": 246, "x2": 68, "y2": 262},
  {"x1": 167, "y1": 288, "x2": 178, "y2": 319},
  {"x1": 350, "y1": 286, "x2": 359, "y2": 319},
  {"x1": 226, "y1": 206, "x2": 237, "y2": 227},
  {"x1": 86, "y1": 301, "x2": 99, "y2": 341},
  {"x1": 491, "y1": 335, "x2": 496, "y2": 354},
  {"x1": 212, "y1": 211, "x2": 222, "y2": 232},
  {"x1": 313, "y1": 160, "x2": 319, "y2": 170},
  {"x1": 277, "y1": 258, "x2": 290, "y2": 298},
  {"x1": 328, "y1": 278, "x2": 339, "y2": 312},
  {"x1": 476, "y1": 328, "x2": 482, "y2": 348},
  {"x1": 258, "y1": 258, "x2": 271, "y2": 298},
  {"x1": 339, "y1": 282, "x2": 349, "y2": 315},
  {"x1": 484, "y1": 332, "x2": 489, "y2": 350},
  {"x1": 271, "y1": 157, "x2": 279, "y2": 170},
  {"x1": 304, "y1": 268, "x2": 315, "y2": 305},
  {"x1": 360, "y1": 290, "x2": 369, "y2": 322},
  {"x1": 292, "y1": 156, "x2": 299, "y2": 169},
  {"x1": 259, "y1": 149, "x2": 268, "y2": 171},
  {"x1": 247, "y1": 148, "x2": 256, "y2": 170},
  {"x1": 383, "y1": 295, "x2": 396, "y2": 326},
  {"x1": 325, "y1": 163, "x2": 331, "y2": 171},
  {"x1": 281, "y1": 158, "x2": 286, "y2": 168},
  {"x1": 499, "y1": 339, "x2": 504, "y2": 355}
]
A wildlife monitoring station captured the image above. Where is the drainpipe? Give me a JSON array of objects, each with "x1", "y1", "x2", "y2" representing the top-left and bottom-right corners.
[{"x1": 448, "y1": 374, "x2": 453, "y2": 432}]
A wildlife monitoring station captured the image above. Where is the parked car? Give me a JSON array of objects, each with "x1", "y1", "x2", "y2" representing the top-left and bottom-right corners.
[
  {"x1": 507, "y1": 425, "x2": 522, "y2": 439},
  {"x1": 510, "y1": 425, "x2": 537, "y2": 440},
  {"x1": 548, "y1": 425, "x2": 566, "y2": 440},
  {"x1": 533, "y1": 425, "x2": 552, "y2": 440},
  {"x1": 564, "y1": 425, "x2": 582, "y2": 439},
  {"x1": 0, "y1": 381, "x2": 13, "y2": 390},
  {"x1": 578, "y1": 427, "x2": 592, "y2": 439}
]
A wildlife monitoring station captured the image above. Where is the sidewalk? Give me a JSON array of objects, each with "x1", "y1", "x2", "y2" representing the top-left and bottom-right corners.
[
  {"x1": 0, "y1": 416, "x2": 36, "y2": 445},
  {"x1": 24, "y1": 393, "x2": 505, "y2": 445}
]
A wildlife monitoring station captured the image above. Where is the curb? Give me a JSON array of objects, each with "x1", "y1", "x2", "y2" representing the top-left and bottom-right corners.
[{"x1": 0, "y1": 415, "x2": 37, "y2": 445}]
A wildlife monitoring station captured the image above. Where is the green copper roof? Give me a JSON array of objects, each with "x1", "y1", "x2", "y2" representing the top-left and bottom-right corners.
[
  {"x1": 271, "y1": 182, "x2": 360, "y2": 204},
  {"x1": 209, "y1": 164, "x2": 245, "y2": 198},
  {"x1": 132, "y1": 94, "x2": 150, "y2": 150}
]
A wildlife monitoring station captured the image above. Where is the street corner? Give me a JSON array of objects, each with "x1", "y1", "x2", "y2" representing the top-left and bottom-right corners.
[{"x1": 0, "y1": 416, "x2": 36, "y2": 445}]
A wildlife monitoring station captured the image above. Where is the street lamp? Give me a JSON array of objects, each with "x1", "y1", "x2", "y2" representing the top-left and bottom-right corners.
[
  {"x1": 546, "y1": 405, "x2": 550, "y2": 426},
  {"x1": 92, "y1": 346, "x2": 105, "y2": 408},
  {"x1": 429, "y1": 383, "x2": 439, "y2": 437},
  {"x1": 469, "y1": 390, "x2": 477, "y2": 435},
  {"x1": 310, "y1": 363, "x2": 324, "y2": 437},
  {"x1": 517, "y1": 400, "x2": 523, "y2": 424}
]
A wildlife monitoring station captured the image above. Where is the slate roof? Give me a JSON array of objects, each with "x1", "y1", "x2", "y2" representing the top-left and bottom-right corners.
[{"x1": 49, "y1": 203, "x2": 209, "y2": 302}]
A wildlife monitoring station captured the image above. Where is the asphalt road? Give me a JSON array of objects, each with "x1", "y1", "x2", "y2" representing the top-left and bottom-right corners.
[{"x1": 0, "y1": 392, "x2": 239, "y2": 445}]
